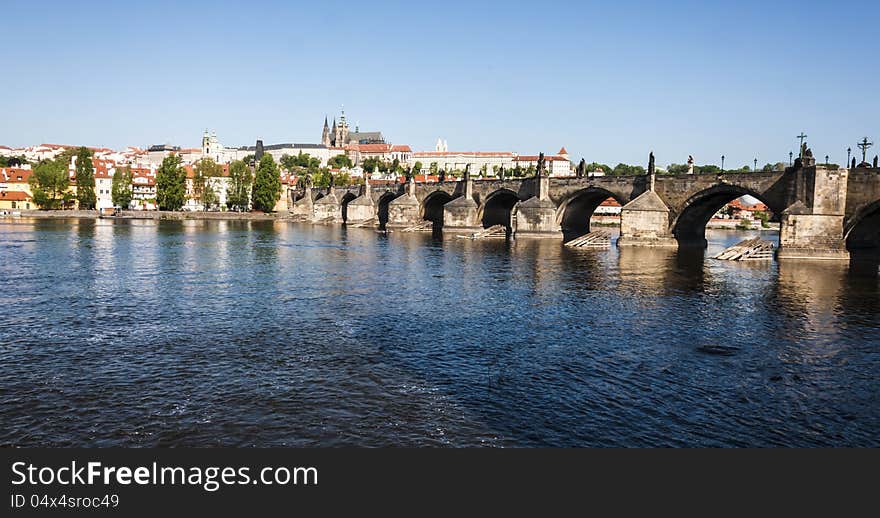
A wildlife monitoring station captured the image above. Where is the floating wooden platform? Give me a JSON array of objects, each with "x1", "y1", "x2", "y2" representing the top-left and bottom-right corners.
[
  {"x1": 400, "y1": 221, "x2": 434, "y2": 232},
  {"x1": 564, "y1": 230, "x2": 612, "y2": 248},
  {"x1": 458, "y1": 224, "x2": 507, "y2": 239},
  {"x1": 712, "y1": 237, "x2": 775, "y2": 261},
  {"x1": 348, "y1": 217, "x2": 377, "y2": 228}
]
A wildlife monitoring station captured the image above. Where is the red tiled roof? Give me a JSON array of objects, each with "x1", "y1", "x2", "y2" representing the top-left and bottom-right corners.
[
  {"x1": 390, "y1": 145, "x2": 412, "y2": 153},
  {"x1": 355, "y1": 144, "x2": 393, "y2": 153},
  {"x1": 0, "y1": 191, "x2": 31, "y2": 201},
  {"x1": 515, "y1": 155, "x2": 568, "y2": 162},
  {"x1": 558, "y1": 147, "x2": 568, "y2": 154},
  {"x1": 413, "y1": 151, "x2": 514, "y2": 157},
  {"x1": 1, "y1": 168, "x2": 32, "y2": 183}
]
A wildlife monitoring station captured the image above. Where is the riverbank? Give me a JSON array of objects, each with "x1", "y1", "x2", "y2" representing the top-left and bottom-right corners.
[{"x1": 3, "y1": 209, "x2": 282, "y2": 221}]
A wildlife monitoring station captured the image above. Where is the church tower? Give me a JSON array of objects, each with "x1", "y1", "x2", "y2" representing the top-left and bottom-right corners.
[
  {"x1": 321, "y1": 116, "x2": 331, "y2": 147},
  {"x1": 334, "y1": 107, "x2": 349, "y2": 147}
]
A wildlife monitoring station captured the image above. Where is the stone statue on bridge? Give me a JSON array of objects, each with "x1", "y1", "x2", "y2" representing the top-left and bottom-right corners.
[
  {"x1": 874, "y1": 155, "x2": 878, "y2": 168},
  {"x1": 536, "y1": 152, "x2": 545, "y2": 178},
  {"x1": 803, "y1": 144, "x2": 815, "y2": 166},
  {"x1": 687, "y1": 155, "x2": 695, "y2": 174},
  {"x1": 577, "y1": 158, "x2": 586, "y2": 178},
  {"x1": 648, "y1": 152, "x2": 655, "y2": 175}
]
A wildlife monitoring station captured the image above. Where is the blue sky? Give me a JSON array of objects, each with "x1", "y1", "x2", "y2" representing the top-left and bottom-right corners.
[{"x1": 2, "y1": 0, "x2": 878, "y2": 168}]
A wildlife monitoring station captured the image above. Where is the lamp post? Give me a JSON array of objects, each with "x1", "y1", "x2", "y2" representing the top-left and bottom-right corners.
[
  {"x1": 789, "y1": 151, "x2": 793, "y2": 165},
  {"x1": 847, "y1": 147, "x2": 852, "y2": 166},
  {"x1": 721, "y1": 155, "x2": 725, "y2": 173},
  {"x1": 754, "y1": 158, "x2": 757, "y2": 171},
  {"x1": 825, "y1": 155, "x2": 829, "y2": 166}
]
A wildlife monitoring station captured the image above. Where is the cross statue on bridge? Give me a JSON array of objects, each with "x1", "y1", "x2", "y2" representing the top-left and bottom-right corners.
[
  {"x1": 857, "y1": 136, "x2": 874, "y2": 164},
  {"x1": 796, "y1": 132, "x2": 808, "y2": 158}
]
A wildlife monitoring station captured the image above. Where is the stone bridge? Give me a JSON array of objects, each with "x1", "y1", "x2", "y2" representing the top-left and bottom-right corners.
[{"x1": 288, "y1": 165, "x2": 880, "y2": 260}]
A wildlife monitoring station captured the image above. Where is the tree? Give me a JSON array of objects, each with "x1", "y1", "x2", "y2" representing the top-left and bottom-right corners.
[
  {"x1": 429, "y1": 162, "x2": 438, "y2": 177},
  {"x1": 480, "y1": 164, "x2": 487, "y2": 177},
  {"x1": 362, "y1": 157, "x2": 376, "y2": 174},
  {"x1": 411, "y1": 161, "x2": 423, "y2": 179},
  {"x1": 226, "y1": 159, "x2": 252, "y2": 211},
  {"x1": 74, "y1": 147, "x2": 96, "y2": 209},
  {"x1": 156, "y1": 154, "x2": 187, "y2": 211},
  {"x1": 582, "y1": 162, "x2": 612, "y2": 174},
  {"x1": 611, "y1": 163, "x2": 646, "y2": 176},
  {"x1": 192, "y1": 158, "x2": 222, "y2": 210},
  {"x1": 328, "y1": 154, "x2": 353, "y2": 169},
  {"x1": 695, "y1": 164, "x2": 721, "y2": 174},
  {"x1": 111, "y1": 165, "x2": 133, "y2": 208},
  {"x1": 252, "y1": 154, "x2": 281, "y2": 212},
  {"x1": 29, "y1": 159, "x2": 70, "y2": 209},
  {"x1": 203, "y1": 179, "x2": 218, "y2": 211}
]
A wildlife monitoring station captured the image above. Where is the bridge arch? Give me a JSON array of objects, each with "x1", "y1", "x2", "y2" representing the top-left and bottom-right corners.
[
  {"x1": 421, "y1": 190, "x2": 454, "y2": 228},
  {"x1": 340, "y1": 192, "x2": 358, "y2": 223},
  {"x1": 671, "y1": 184, "x2": 781, "y2": 246},
  {"x1": 376, "y1": 192, "x2": 398, "y2": 229},
  {"x1": 478, "y1": 188, "x2": 520, "y2": 232},
  {"x1": 845, "y1": 199, "x2": 880, "y2": 250},
  {"x1": 556, "y1": 187, "x2": 624, "y2": 241}
]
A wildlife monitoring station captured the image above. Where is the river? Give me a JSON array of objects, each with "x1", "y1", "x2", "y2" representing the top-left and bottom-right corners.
[{"x1": 1, "y1": 218, "x2": 878, "y2": 446}]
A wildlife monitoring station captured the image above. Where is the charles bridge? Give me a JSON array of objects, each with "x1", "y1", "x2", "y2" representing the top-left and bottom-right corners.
[{"x1": 285, "y1": 163, "x2": 880, "y2": 260}]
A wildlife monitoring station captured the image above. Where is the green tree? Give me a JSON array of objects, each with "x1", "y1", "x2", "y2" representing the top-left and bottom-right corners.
[
  {"x1": 666, "y1": 163, "x2": 689, "y2": 174},
  {"x1": 611, "y1": 163, "x2": 646, "y2": 176},
  {"x1": 203, "y1": 179, "x2": 218, "y2": 211},
  {"x1": 429, "y1": 162, "x2": 438, "y2": 176},
  {"x1": 111, "y1": 165, "x2": 133, "y2": 208},
  {"x1": 192, "y1": 158, "x2": 222, "y2": 210},
  {"x1": 362, "y1": 157, "x2": 377, "y2": 174},
  {"x1": 226, "y1": 159, "x2": 252, "y2": 211},
  {"x1": 74, "y1": 147, "x2": 96, "y2": 209},
  {"x1": 411, "y1": 161, "x2": 423, "y2": 179},
  {"x1": 29, "y1": 159, "x2": 70, "y2": 209},
  {"x1": 695, "y1": 164, "x2": 721, "y2": 174},
  {"x1": 328, "y1": 154, "x2": 353, "y2": 169},
  {"x1": 753, "y1": 210, "x2": 770, "y2": 228},
  {"x1": 252, "y1": 154, "x2": 281, "y2": 212},
  {"x1": 156, "y1": 154, "x2": 187, "y2": 211},
  {"x1": 583, "y1": 162, "x2": 612, "y2": 174}
]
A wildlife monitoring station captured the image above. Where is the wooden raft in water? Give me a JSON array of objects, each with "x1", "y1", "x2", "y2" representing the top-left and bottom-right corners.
[
  {"x1": 458, "y1": 224, "x2": 507, "y2": 239},
  {"x1": 564, "y1": 230, "x2": 612, "y2": 248},
  {"x1": 400, "y1": 221, "x2": 433, "y2": 232},
  {"x1": 712, "y1": 237, "x2": 775, "y2": 261}
]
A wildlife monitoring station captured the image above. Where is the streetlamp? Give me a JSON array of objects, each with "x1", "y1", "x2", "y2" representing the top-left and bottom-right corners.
[
  {"x1": 721, "y1": 155, "x2": 725, "y2": 173},
  {"x1": 753, "y1": 158, "x2": 757, "y2": 171},
  {"x1": 847, "y1": 147, "x2": 852, "y2": 166},
  {"x1": 789, "y1": 151, "x2": 793, "y2": 165},
  {"x1": 825, "y1": 155, "x2": 829, "y2": 166}
]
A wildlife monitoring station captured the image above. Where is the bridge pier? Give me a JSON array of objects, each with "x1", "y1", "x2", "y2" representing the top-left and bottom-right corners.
[
  {"x1": 386, "y1": 179, "x2": 420, "y2": 228},
  {"x1": 313, "y1": 191, "x2": 342, "y2": 223},
  {"x1": 777, "y1": 165, "x2": 850, "y2": 260},
  {"x1": 345, "y1": 182, "x2": 376, "y2": 224},
  {"x1": 291, "y1": 186, "x2": 314, "y2": 219},
  {"x1": 443, "y1": 176, "x2": 481, "y2": 234},
  {"x1": 617, "y1": 190, "x2": 677, "y2": 247},
  {"x1": 513, "y1": 175, "x2": 562, "y2": 238}
]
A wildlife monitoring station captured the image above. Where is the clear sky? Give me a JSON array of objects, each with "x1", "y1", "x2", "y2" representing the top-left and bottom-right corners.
[{"x1": 2, "y1": 0, "x2": 878, "y2": 168}]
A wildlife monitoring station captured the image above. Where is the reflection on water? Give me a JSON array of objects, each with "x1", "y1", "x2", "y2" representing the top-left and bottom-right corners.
[{"x1": 0, "y1": 218, "x2": 877, "y2": 447}]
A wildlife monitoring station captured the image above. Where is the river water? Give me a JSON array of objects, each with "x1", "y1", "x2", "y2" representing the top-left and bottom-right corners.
[{"x1": 1, "y1": 218, "x2": 878, "y2": 447}]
